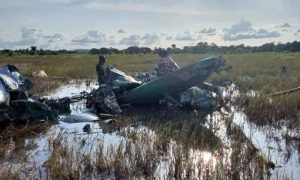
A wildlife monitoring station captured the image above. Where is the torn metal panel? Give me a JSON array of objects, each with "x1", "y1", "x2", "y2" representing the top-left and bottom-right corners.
[
  {"x1": 11, "y1": 100, "x2": 58, "y2": 122},
  {"x1": 108, "y1": 67, "x2": 141, "y2": 94},
  {"x1": 180, "y1": 87, "x2": 216, "y2": 110},
  {"x1": 0, "y1": 80, "x2": 10, "y2": 106},
  {"x1": 0, "y1": 64, "x2": 58, "y2": 123},
  {"x1": 0, "y1": 64, "x2": 33, "y2": 92},
  {"x1": 117, "y1": 56, "x2": 225, "y2": 104},
  {"x1": 87, "y1": 85, "x2": 122, "y2": 114}
]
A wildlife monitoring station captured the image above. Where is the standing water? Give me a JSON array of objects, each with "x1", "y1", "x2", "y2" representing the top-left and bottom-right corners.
[{"x1": 0, "y1": 81, "x2": 299, "y2": 179}]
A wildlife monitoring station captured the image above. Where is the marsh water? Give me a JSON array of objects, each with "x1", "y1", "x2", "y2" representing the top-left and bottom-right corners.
[{"x1": 1, "y1": 81, "x2": 299, "y2": 179}]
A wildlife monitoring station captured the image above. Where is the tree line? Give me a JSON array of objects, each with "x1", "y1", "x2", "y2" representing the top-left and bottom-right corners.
[
  {"x1": 1, "y1": 41, "x2": 300, "y2": 56},
  {"x1": 0, "y1": 46, "x2": 76, "y2": 56},
  {"x1": 180, "y1": 41, "x2": 300, "y2": 54}
]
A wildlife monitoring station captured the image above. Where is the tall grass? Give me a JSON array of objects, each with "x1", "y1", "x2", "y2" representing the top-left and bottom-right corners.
[
  {"x1": 0, "y1": 122, "x2": 272, "y2": 179},
  {"x1": 0, "y1": 53, "x2": 211, "y2": 78},
  {"x1": 214, "y1": 52, "x2": 300, "y2": 93}
]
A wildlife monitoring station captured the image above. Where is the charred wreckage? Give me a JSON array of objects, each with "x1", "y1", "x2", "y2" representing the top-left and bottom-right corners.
[{"x1": 0, "y1": 56, "x2": 231, "y2": 124}]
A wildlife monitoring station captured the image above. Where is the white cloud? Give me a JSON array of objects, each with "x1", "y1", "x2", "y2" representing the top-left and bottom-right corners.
[
  {"x1": 71, "y1": 30, "x2": 110, "y2": 45},
  {"x1": 175, "y1": 31, "x2": 194, "y2": 41},
  {"x1": 108, "y1": 35, "x2": 117, "y2": 45},
  {"x1": 197, "y1": 34, "x2": 203, "y2": 40},
  {"x1": 165, "y1": 36, "x2": 173, "y2": 40},
  {"x1": 0, "y1": 27, "x2": 64, "y2": 49},
  {"x1": 118, "y1": 29, "x2": 126, "y2": 33},
  {"x1": 119, "y1": 33, "x2": 161, "y2": 46},
  {"x1": 279, "y1": 23, "x2": 292, "y2": 28},
  {"x1": 199, "y1": 28, "x2": 216, "y2": 36},
  {"x1": 200, "y1": 28, "x2": 216, "y2": 34},
  {"x1": 141, "y1": 33, "x2": 160, "y2": 45},
  {"x1": 223, "y1": 19, "x2": 280, "y2": 41},
  {"x1": 119, "y1": 35, "x2": 141, "y2": 46}
]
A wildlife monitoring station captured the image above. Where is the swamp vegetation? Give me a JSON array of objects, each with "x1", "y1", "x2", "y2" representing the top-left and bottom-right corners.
[{"x1": 0, "y1": 52, "x2": 299, "y2": 179}]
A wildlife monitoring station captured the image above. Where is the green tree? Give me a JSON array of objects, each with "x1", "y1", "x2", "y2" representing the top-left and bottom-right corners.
[
  {"x1": 30, "y1": 46, "x2": 37, "y2": 55},
  {"x1": 171, "y1": 44, "x2": 176, "y2": 49},
  {"x1": 89, "y1": 48, "x2": 100, "y2": 54}
]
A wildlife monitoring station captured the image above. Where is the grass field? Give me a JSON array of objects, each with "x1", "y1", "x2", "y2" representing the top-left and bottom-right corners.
[{"x1": 0, "y1": 54, "x2": 211, "y2": 79}]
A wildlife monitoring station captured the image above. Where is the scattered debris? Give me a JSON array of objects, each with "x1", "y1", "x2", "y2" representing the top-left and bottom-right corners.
[
  {"x1": 159, "y1": 93, "x2": 183, "y2": 108},
  {"x1": 0, "y1": 79, "x2": 10, "y2": 106},
  {"x1": 44, "y1": 97, "x2": 71, "y2": 114},
  {"x1": 180, "y1": 86, "x2": 216, "y2": 111},
  {"x1": 107, "y1": 67, "x2": 141, "y2": 95},
  {"x1": 86, "y1": 56, "x2": 228, "y2": 114},
  {"x1": 0, "y1": 64, "x2": 57, "y2": 123},
  {"x1": 1, "y1": 56, "x2": 230, "y2": 125},
  {"x1": 83, "y1": 124, "x2": 91, "y2": 133},
  {"x1": 267, "y1": 86, "x2": 300, "y2": 97},
  {"x1": 99, "y1": 113, "x2": 115, "y2": 119},
  {"x1": 134, "y1": 71, "x2": 157, "y2": 83},
  {"x1": 117, "y1": 56, "x2": 227, "y2": 105},
  {"x1": 60, "y1": 113, "x2": 99, "y2": 123},
  {"x1": 103, "y1": 118, "x2": 115, "y2": 124},
  {"x1": 87, "y1": 85, "x2": 122, "y2": 114},
  {"x1": 32, "y1": 70, "x2": 47, "y2": 78},
  {"x1": 11, "y1": 100, "x2": 58, "y2": 122}
]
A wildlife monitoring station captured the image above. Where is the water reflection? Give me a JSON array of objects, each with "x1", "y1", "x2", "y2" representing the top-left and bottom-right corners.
[
  {"x1": 0, "y1": 81, "x2": 299, "y2": 179},
  {"x1": 233, "y1": 111, "x2": 300, "y2": 179}
]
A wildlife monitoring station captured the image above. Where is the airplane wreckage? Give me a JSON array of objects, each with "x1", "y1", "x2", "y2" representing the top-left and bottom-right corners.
[{"x1": 0, "y1": 56, "x2": 231, "y2": 124}]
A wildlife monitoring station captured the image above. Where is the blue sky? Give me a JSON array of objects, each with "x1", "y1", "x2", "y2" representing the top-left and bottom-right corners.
[{"x1": 0, "y1": 0, "x2": 299, "y2": 50}]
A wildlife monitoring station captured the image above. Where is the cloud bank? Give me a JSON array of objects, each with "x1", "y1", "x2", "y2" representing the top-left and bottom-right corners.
[
  {"x1": 199, "y1": 28, "x2": 216, "y2": 36},
  {"x1": 72, "y1": 30, "x2": 108, "y2": 45},
  {"x1": 279, "y1": 23, "x2": 292, "y2": 28},
  {"x1": 119, "y1": 33, "x2": 160, "y2": 46},
  {"x1": 223, "y1": 19, "x2": 280, "y2": 41},
  {"x1": 0, "y1": 27, "x2": 64, "y2": 49},
  {"x1": 175, "y1": 31, "x2": 194, "y2": 41},
  {"x1": 118, "y1": 29, "x2": 126, "y2": 33}
]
